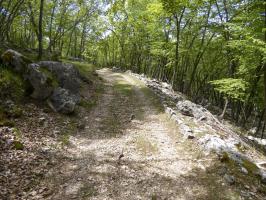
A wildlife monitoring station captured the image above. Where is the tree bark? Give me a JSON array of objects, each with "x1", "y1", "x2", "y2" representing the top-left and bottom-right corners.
[{"x1": 38, "y1": 0, "x2": 44, "y2": 59}]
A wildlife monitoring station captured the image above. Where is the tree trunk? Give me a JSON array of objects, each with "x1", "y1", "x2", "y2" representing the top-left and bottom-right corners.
[
  {"x1": 220, "y1": 97, "x2": 228, "y2": 120},
  {"x1": 38, "y1": 0, "x2": 44, "y2": 59}
]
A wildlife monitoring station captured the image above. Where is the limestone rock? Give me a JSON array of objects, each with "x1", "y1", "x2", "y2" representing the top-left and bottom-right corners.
[
  {"x1": 1, "y1": 49, "x2": 31, "y2": 73},
  {"x1": 176, "y1": 100, "x2": 209, "y2": 120},
  {"x1": 25, "y1": 64, "x2": 53, "y2": 100},
  {"x1": 48, "y1": 87, "x2": 79, "y2": 114},
  {"x1": 38, "y1": 61, "x2": 82, "y2": 95},
  {"x1": 198, "y1": 134, "x2": 237, "y2": 154}
]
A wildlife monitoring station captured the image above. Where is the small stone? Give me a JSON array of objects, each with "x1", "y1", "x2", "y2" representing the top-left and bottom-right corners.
[
  {"x1": 77, "y1": 121, "x2": 86, "y2": 130},
  {"x1": 53, "y1": 130, "x2": 60, "y2": 134},
  {"x1": 244, "y1": 185, "x2": 250, "y2": 189},
  {"x1": 241, "y1": 167, "x2": 248, "y2": 175},
  {"x1": 187, "y1": 134, "x2": 195, "y2": 139},
  {"x1": 39, "y1": 117, "x2": 46, "y2": 125},
  {"x1": 240, "y1": 191, "x2": 250, "y2": 198},
  {"x1": 218, "y1": 166, "x2": 227, "y2": 176},
  {"x1": 261, "y1": 171, "x2": 266, "y2": 184},
  {"x1": 130, "y1": 114, "x2": 135, "y2": 121},
  {"x1": 224, "y1": 174, "x2": 235, "y2": 185}
]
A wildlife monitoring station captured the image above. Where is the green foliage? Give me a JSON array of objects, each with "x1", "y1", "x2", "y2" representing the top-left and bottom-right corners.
[
  {"x1": 79, "y1": 99, "x2": 96, "y2": 110},
  {"x1": 210, "y1": 78, "x2": 248, "y2": 101},
  {"x1": 0, "y1": 66, "x2": 26, "y2": 101},
  {"x1": 0, "y1": 0, "x2": 265, "y2": 126},
  {"x1": 13, "y1": 140, "x2": 24, "y2": 150}
]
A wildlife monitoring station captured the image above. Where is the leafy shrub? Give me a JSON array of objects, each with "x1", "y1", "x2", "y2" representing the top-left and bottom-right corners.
[{"x1": 210, "y1": 78, "x2": 249, "y2": 102}]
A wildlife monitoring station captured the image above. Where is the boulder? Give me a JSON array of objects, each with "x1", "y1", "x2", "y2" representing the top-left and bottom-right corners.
[
  {"x1": 176, "y1": 100, "x2": 194, "y2": 117},
  {"x1": 179, "y1": 124, "x2": 195, "y2": 139},
  {"x1": 112, "y1": 66, "x2": 121, "y2": 72},
  {"x1": 198, "y1": 134, "x2": 237, "y2": 154},
  {"x1": 1, "y1": 49, "x2": 31, "y2": 73},
  {"x1": 25, "y1": 64, "x2": 53, "y2": 100},
  {"x1": 38, "y1": 61, "x2": 82, "y2": 95},
  {"x1": 176, "y1": 100, "x2": 209, "y2": 120},
  {"x1": 48, "y1": 87, "x2": 79, "y2": 114}
]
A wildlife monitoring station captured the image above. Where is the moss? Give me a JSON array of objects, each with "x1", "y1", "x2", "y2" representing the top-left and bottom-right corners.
[
  {"x1": 0, "y1": 66, "x2": 26, "y2": 101},
  {"x1": 1, "y1": 51, "x2": 13, "y2": 63},
  {"x1": 39, "y1": 67, "x2": 59, "y2": 87},
  {"x1": 1, "y1": 51, "x2": 32, "y2": 73},
  {"x1": 220, "y1": 152, "x2": 230, "y2": 163},
  {"x1": 13, "y1": 140, "x2": 24, "y2": 150},
  {"x1": 242, "y1": 159, "x2": 259, "y2": 174}
]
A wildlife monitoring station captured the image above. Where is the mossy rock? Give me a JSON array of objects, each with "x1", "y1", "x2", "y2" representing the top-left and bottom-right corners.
[
  {"x1": 39, "y1": 67, "x2": 59, "y2": 87},
  {"x1": 221, "y1": 151, "x2": 260, "y2": 175},
  {"x1": 1, "y1": 49, "x2": 32, "y2": 74}
]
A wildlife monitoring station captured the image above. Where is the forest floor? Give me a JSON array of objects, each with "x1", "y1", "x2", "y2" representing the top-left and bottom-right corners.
[
  {"x1": 40, "y1": 68, "x2": 262, "y2": 200},
  {"x1": 1, "y1": 66, "x2": 265, "y2": 199}
]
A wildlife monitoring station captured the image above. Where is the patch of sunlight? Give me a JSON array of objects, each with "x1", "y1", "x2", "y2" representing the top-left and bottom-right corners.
[{"x1": 135, "y1": 135, "x2": 158, "y2": 155}]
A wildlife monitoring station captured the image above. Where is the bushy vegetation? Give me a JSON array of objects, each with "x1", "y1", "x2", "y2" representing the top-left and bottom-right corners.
[{"x1": 0, "y1": 65, "x2": 25, "y2": 101}]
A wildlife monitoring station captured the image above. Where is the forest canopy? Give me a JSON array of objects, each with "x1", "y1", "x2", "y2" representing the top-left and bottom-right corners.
[{"x1": 0, "y1": 0, "x2": 265, "y2": 132}]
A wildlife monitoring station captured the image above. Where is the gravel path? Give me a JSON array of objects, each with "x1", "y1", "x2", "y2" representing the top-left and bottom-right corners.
[{"x1": 44, "y1": 69, "x2": 244, "y2": 200}]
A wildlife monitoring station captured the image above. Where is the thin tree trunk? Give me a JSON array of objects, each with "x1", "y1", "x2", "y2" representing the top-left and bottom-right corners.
[{"x1": 38, "y1": 0, "x2": 44, "y2": 59}]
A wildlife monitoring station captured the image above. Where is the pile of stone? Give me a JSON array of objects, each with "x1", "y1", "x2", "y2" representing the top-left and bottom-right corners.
[{"x1": 128, "y1": 70, "x2": 266, "y2": 185}]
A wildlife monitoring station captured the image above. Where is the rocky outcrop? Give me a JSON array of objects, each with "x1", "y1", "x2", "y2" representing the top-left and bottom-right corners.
[
  {"x1": 1, "y1": 50, "x2": 87, "y2": 114},
  {"x1": 38, "y1": 61, "x2": 81, "y2": 95},
  {"x1": 25, "y1": 64, "x2": 53, "y2": 100},
  {"x1": 1, "y1": 49, "x2": 31, "y2": 73},
  {"x1": 198, "y1": 134, "x2": 238, "y2": 154},
  {"x1": 176, "y1": 100, "x2": 210, "y2": 121}
]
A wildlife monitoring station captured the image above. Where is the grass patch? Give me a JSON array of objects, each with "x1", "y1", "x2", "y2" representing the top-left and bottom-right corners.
[
  {"x1": 62, "y1": 59, "x2": 97, "y2": 78},
  {"x1": 135, "y1": 135, "x2": 158, "y2": 154},
  {"x1": 60, "y1": 133, "x2": 71, "y2": 146},
  {"x1": 80, "y1": 184, "x2": 98, "y2": 198},
  {"x1": 0, "y1": 65, "x2": 26, "y2": 101},
  {"x1": 79, "y1": 99, "x2": 96, "y2": 110},
  {"x1": 113, "y1": 83, "x2": 133, "y2": 96},
  {"x1": 13, "y1": 127, "x2": 22, "y2": 139},
  {"x1": 139, "y1": 87, "x2": 164, "y2": 112},
  {"x1": 58, "y1": 118, "x2": 78, "y2": 146}
]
